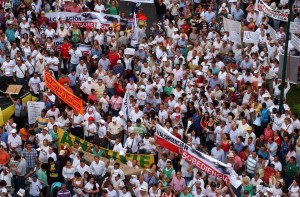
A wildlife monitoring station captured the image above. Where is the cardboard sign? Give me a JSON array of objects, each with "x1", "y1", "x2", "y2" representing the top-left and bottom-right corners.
[
  {"x1": 27, "y1": 101, "x2": 45, "y2": 124},
  {"x1": 5, "y1": 85, "x2": 23, "y2": 95},
  {"x1": 243, "y1": 31, "x2": 260, "y2": 44}
]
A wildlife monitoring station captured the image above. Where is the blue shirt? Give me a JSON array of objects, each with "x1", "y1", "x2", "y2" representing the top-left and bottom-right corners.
[
  {"x1": 204, "y1": 11, "x2": 216, "y2": 23},
  {"x1": 68, "y1": 73, "x2": 78, "y2": 87},
  {"x1": 234, "y1": 143, "x2": 244, "y2": 154},
  {"x1": 90, "y1": 48, "x2": 102, "y2": 60},
  {"x1": 0, "y1": 131, "x2": 8, "y2": 145},
  {"x1": 177, "y1": 39, "x2": 186, "y2": 55},
  {"x1": 5, "y1": 28, "x2": 15, "y2": 42},
  {"x1": 232, "y1": 9, "x2": 244, "y2": 21},
  {"x1": 258, "y1": 150, "x2": 268, "y2": 160}
]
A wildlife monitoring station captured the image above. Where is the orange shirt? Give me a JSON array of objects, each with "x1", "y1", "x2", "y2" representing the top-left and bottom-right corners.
[
  {"x1": 0, "y1": 150, "x2": 10, "y2": 165},
  {"x1": 58, "y1": 76, "x2": 70, "y2": 86},
  {"x1": 19, "y1": 128, "x2": 29, "y2": 141}
]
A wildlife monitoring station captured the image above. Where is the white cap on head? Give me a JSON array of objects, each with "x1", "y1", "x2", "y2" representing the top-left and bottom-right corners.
[
  {"x1": 87, "y1": 77, "x2": 92, "y2": 81},
  {"x1": 112, "y1": 117, "x2": 117, "y2": 122},
  {"x1": 117, "y1": 60, "x2": 122, "y2": 64},
  {"x1": 11, "y1": 129, "x2": 17, "y2": 134}
]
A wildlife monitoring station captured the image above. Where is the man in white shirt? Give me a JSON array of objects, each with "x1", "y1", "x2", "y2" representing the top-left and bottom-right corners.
[
  {"x1": 28, "y1": 72, "x2": 41, "y2": 95},
  {"x1": 129, "y1": 105, "x2": 143, "y2": 123},
  {"x1": 37, "y1": 127, "x2": 53, "y2": 145},
  {"x1": 76, "y1": 159, "x2": 91, "y2": 177},
  {"x1": 13, "y1": 58, "x2": 28, "y2": 85},
  {"x1": 46, "y1": 51, "x2": 59, "y2": 78},
  {"x1": 69, "y1": 45, "x2": 82, "y2": 73},
  {"x1": 94, "y1": 0, "x2": 105, "y2": 12},
  {"x1": 7, "y1": 129, "x2": 22, "y2": 154},
  {"x1": 80, "y1": 77, "x2": 94, "y2": 101},
  {"x1": 113, "y1": 138, "x2": 123, "y2": 152},
  {"x1": 90, "y1": 155, "x2": 106, "y2": 182}
]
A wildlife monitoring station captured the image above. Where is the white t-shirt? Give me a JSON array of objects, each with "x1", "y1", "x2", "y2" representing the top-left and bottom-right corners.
[{"x1": 29, "y1": 178, "x2": 42, "y2": 196}]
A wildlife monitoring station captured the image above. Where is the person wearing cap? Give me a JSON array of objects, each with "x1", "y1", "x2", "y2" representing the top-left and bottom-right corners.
[
  {"x1": 107, "y1": 116, "x2": 122, "y2": 148},
  {"x1": 5, "y1": 21, "x2": 16, "y2": 42},
  {"x1": 37, "y1": 127, "x2": 53, "y2": 145},
  {"x1": 113, "y1": 59, "x2": 125, "y2": 76},
  {"x1": 80, "y1": 76, "x2": 94, "y2": 102},
  {"x1": 7, "y1": 129, "x2": 22, "y2": 154},
  {"x1": 82, "y1": 116, "x2": 97, "y2": 142},
  {"x1": 24, "y1": 171, "x2": 42, "y2": 197}
]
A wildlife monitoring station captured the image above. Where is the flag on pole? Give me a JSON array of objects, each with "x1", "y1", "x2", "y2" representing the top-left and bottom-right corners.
[
  {"x1": 121, "y1": 91, "x2": 130, "y2": 121},
  {"x1": 130, "y1": 12, "x2": 139, "y2": 47}
]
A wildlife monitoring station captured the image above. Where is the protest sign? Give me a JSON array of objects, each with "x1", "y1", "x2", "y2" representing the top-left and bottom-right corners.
[
  {"x1": 155, "y1": 124, "x2": 236, "y2": 185},
  {"x1": 44, "y1": 72, "x2": 84, "y2": 115},
  {"x1": 290, "y1": 22, "x2": 300, "y2": 34},
  {"x1": 58, "y1": 128, "x2": 155, "y2": 168},
  {"x1": 243, "y1": 31, "x2": 260, "y2": 44},
  {"x1": 27, "y1": 102, "x2": 45, "y2": 124},
  {"x1": 53, "y1": 37, "x2": 91, "y2": 55},
  {"x1": 124, "y1": 48, "x2": 135, "y2": 55},
  {"x1": 229, "y1": 31, "x2": 241, "y2": 45},
  {"x1": 291, "y1": 33, "x2": 300, "y2": 52},
  {"x1": 223, "y1": 17, "x2": 241, "y2": 33},
  {"x1": 257, "y1": 0, "x2": 289, "y2": 21},
  {"x1": 45, "y1": 12, "x2": 120, "y2": 29},
  {"x1": 278, "y1": 54, "x2": 299, "y2": 84}
]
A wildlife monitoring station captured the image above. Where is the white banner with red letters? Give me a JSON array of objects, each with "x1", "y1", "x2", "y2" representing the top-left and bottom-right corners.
[
  {"x1": 53, "y1": 37, "x2": 91, "y2": 54},
  {"x1": 257, "y1": 0, "x2": 289, "y2": 22},
  {"x1": 155, "y1": 124, "x2": 237, "y2": 185},
  {"x1": 46, "y1": 12, "x2": 120, "y2": 30}
]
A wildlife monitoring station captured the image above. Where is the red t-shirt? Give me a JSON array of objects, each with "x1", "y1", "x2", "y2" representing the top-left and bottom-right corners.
[
  {"x1": 60, "y1": 43, "x2": 72, "y2": 59},
  {"x1": 264, "y1": 167, "x2": 277, "y2": 183},
  {"x1": 108, "y1": 52, "x2": 119, "y2": 69}
]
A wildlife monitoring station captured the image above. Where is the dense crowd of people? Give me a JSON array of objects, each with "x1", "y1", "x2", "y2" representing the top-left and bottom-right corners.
[{"x1": 0, "y1": 0, "x2": 300, "y2": 196}]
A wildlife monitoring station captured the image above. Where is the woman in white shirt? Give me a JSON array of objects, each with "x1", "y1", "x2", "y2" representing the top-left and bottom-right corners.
[
  {"x1": 288, "y1": 179, "x2": 300, "y2": 197},
  {"x1": 85, "y1": 176, "x2": 100, "y2": 197},
  {"x1": 62, "y1": 160, "x2": 75, "y2": 190},
  {"x1": 56, "y1": 112, "x2": 71, "y2": 130}
]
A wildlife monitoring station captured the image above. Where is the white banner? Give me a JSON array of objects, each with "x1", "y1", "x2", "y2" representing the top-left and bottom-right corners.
[
  {"x1": 268, "y1": 25, "x2": 277, "y2": 41},
  {"x1": 45, "y1": 12, "x2": 120, "y2": 30},
  {"x1": 121, "y1": 91, "x2": 130, "y2": 121},
  {"x1": 124, "y1": 48, "x2": 135, "y2": 55},
  {"x1": 155, "y1": 124, "x2": 239, "y2": 186},
  {"x1": 53, "y1": 37, "x2": 91, "y2": 55},
  {"x1": 121, "y1": 0, "x2": 153, "y2": 3},
  {"x1": 131, "y1": 12, "x2": 139, "y2": 47},
  {"x1": 257, "y1": 0, "x2": 289, "y2": 21},
  {"x1": 223, "y1": 17, "x2": 241, "y2": 33},
  {"x1": 290, "y1": 22, "x2": 300, "y2": 34},
  {"x1": 291, "y1": 33, "x2": 300, "y2": 52},
  {"x1": 243, "y1": 31, "x2": 260, "y2": 44},
  {"x1": 229, "y1": 31, "x2": 241, "y2": 45},
  {"x1": 27, "y1": 102, "x2": 46, "y2": 124}
]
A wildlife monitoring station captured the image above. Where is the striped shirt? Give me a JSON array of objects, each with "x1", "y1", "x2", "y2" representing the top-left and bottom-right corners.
[
  {"x1": 246, "y1": 155, "x2": 257, "y2": 174},
  {"x1": 36, "y1": 116, "x2": 48, "y2": 130}
]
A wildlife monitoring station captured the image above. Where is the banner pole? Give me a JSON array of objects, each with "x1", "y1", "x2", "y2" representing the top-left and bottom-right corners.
[{"x1": 279, "y1": 0, "x2": 295, "y2": 113}]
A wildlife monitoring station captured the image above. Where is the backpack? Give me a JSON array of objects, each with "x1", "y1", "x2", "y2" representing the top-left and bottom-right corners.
[{"x1": 260, "y1": 109, "x2": 269, "y2": 123}]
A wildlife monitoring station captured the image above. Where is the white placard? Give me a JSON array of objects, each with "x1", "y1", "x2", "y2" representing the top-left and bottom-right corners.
[
  {"x1": 27, "y1": 101, "x2": 46, "y2": 125},
  {"x1": 268, "y1": 25, "x2": 277, "y2": 41},
  {"x1": 223, "y1": 17, "x2": 241, "y2": 33},
  {"x1": 290, "y1": 22, "x2": 300, "y2": 34},
  {"x1": 229, "y1": 31, "x2": 242, "y2": 45},
  {"x1": 124, "y1": 48, "x2": 136, "y2": 55},
  {"x1": 291, "y1": 33, "x2": 300, "y2": 52},
  {"x1": 243, "y1": 31, "x2": 260, "y2": 44}
]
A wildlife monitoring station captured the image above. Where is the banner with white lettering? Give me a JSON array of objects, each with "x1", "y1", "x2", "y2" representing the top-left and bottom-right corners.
[
  {"x1": 27, "y1": 101, "x2": 46, "y2": 124},
  {"x1": 268, "y1": 25, "x2": 277, "y2": 41},
  {"x1": 45, "y1": 12, "x2": 120, "y2": 29},
  {"x1": 243, "y1": 31, "x2": 260, "y2": 44},
  {"x1": 121, "y1": 0, "x2": 153, "y2": 3},
  {"x1": 155, "y1": 124, "x2": 237, "y2": 185},
  {"x1": 121, "y1": 91, "x2": 130, "y2": 121},
  {"x1": 223, "y1": 17, "x2": 241, "y2": 33},
  {"x1": 257, "y1": 0, "x2": 289, "y2": 21},
  {"x1": 229, "y1": 31, "x2": 241, "y2": 45},
  {"x1": 290, "y1": 22, "x2": 300, "y2": 34}
]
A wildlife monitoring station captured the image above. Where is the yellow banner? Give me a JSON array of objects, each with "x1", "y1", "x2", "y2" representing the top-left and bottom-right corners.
[
  {"x1": 57, "y1": 128, "x2": 155, "y2": 168},
  {"x1": 0, "y1": 108, "x2": 4, "y2": 126}
]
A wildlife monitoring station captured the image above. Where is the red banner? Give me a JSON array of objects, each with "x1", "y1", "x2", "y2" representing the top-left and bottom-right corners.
[
  {"x1": 44, "y1": 72, "x2": 84, "y2": 115},
  {"x1": 155, "y1": 124, "x2": 234, "y2": 184}
]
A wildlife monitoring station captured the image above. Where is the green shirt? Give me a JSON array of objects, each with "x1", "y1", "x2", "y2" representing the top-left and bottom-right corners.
[
  {"x1": 286, "y1": 162, "x2": 299, "y2": 178},
  {"x1": 108, "y1": 4, "x2": 118, "y2": 15},
  {"x1": 164, "y1": 86, "x2": 174, "y2": 96},
  {"x1": 38, "y1": 168, "x2": 48, "y2": 187},
  {"x1": 179, "y1": 193, "x2": 193, "y2": 197},
  {"x1": 132, "y1": 124, "x2": 147, "y2": 136},
  {"x1": 49, "y1": 130, "x2": 58, "y2": 148},
  {"x1": 92, "y1": 148, "x2": 103, "y2": 157},
  {"x1": 163, "y1": 167, "x2": 174, "y2": 181},
  {"x1": 242, "y1": 184, "x2": 254, "y2": 196}
]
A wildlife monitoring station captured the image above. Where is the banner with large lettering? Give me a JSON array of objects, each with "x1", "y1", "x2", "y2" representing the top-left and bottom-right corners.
[
  {"x1": 27, "y1": 102, "x2": 45, "y2": 124},
  {"x1": 155, "y1": 124, "x2": 235, "y2": 185},
  {"x1": 121, "y1": 0, "x2": 153, "y2": 3},
  {"x1": 121, "y1": 91, "x2": 130, "y2": 121},
  {"x1": 44, "y1": 72, "x2": 84, "y2": 115},
  {"x1": 45, "y1": 12, "x2": 120, "y2": 30},
  {"x1": 243, "y1": 31, "x2": 260, "y2": 44},
  {"x1": 58, "y1": 128, "x2": 155, "y2": 168},
  {"x1": 223, "y1": 17, "x2": 241, "y2": 33},
  {"x1": 290, "y1": 22, "x2": 300, "y2": 34},
  {"x1": 257, "y1": 0, "x2": 289, "y2": 21},
  {"x1": 229, "y1": 31, "x2": 241, "y2": 45}
]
